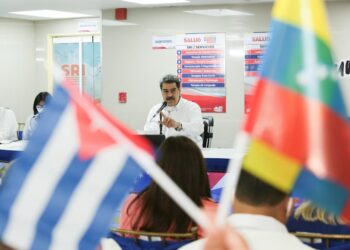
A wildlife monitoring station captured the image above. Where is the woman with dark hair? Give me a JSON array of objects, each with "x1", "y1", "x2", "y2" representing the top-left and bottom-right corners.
[
  {"x1": 23, "y1": 92, "x2": 51, "y2": 140},
  {"x1": 119, "y1": 136, "x2": 216, "y2": 236}
]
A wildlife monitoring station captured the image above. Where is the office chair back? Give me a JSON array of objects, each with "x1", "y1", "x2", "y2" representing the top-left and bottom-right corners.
[
  {"x1": 202, "y1": 116, "x2": 214, "y2": 148},
  {"x1": 108, "y1": 227, "x2": 198, "y2": 250},
  {"x1": 294, "y1": 232, "x2": 350, "y2": 249}
]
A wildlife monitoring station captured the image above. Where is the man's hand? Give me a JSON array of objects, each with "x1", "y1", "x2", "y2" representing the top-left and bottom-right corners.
[{"x1": 160, "y1": 112, "x2": 181, "y2": 129}]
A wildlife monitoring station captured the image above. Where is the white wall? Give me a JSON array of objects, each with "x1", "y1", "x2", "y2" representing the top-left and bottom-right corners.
[
  {"x1": 0, "y1": 17, "x2": 100, "y2": 123},
  {"x1": 101, "y1": 3, "x2": 272, "y2": 148},
  {"x1": 101, "y1": 1, "x2": 350, "y2": 148},
  {"x1": 0, "y1": 18, "x2": 36, "y2": 123},
  {"x1": 34, "y1": 18, "x2": 101, "y2": 93},
  {"x1": 327, "y1": 1, "x2": 350, "y2": 110}
]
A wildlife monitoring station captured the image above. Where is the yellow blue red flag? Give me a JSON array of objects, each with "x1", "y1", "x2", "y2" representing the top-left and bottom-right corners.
[{"x1": 243, "y1": 0, "x2": 350, "y2": 219}]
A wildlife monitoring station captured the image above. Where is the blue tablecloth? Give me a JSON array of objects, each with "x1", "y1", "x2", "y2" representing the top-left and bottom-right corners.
[{"x1": 0, "y1": 149, "x2": 21, "y2": 162}]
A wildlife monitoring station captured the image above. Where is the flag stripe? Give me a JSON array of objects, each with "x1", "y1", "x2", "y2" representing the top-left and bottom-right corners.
[
  {"x1": 79, "y1": 156, "x2": 143, "y2": 250},
  {"x1": 260, "y1": 20, "x2": 347, "y2": 118},
  {"x1": 292, "y1": 169, "x2": 349, "y2": 215},
  {"x1": 0, "y1": 87, "x2": 70, "y2": 238},
  {"x1": 340, "y1": 199, "x2": 350, "y2": 220},
  {"x1": 49, "y1": 146, "x2": 129, "y2": 250},
  {"x1": 64, "y1": 82, "x2": 154, "y2": 156},
  {"x1": 2, "y1": 106, "x2": 79, "y2": 250},
  {"x1": 244, "y1": 78, "x2": 350, "y2": 189},
  {"x1": 29, "y1": 155, "x2": 93, "y2": 250},
  {"x1": 243, "y1": 139, "x2": 301, "y2": 193},
  {"x1": 272, "y1": 0, "x2": 331, "y2": 45}
]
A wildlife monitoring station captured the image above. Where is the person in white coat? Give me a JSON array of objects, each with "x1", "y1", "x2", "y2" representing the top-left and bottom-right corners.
[
  {"x1": 180, "y1": 170, "x2": 314, "y2": 250},
  {"x1": 144, "y1": 74, "x2": 203, "y2": 146},
  {"x1": 0, "y1": 107, "x2": 18, "y2": 142},
  {"x1": 23, "y1": 92, "x2": 51, "y2": 140}
]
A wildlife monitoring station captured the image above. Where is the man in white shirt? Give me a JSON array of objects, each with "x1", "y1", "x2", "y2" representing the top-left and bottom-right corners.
[
  {"x1": 180, "y1": 170, "x2": 314, "y2": 250},
  {"x1": 0, "y1": 107, "x2": 18, "y2": 142},
  {"x1": 144, "y1": 74, "x2": 204, "y2": 146}
]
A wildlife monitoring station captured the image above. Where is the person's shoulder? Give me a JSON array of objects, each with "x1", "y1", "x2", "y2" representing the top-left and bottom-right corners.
[
  {"x1": 201, "y1": 198, "x2": 217, "y2": 208},
  {"x1": 178, "y1": 238, "x2": 205, "y2": 250},
  {"x1": 237, "y1": 226, "x2": 315, "y2": 250},
  {"x1": 0, "y1": 107, "x2": 15, "y2": 115},
  {"x1": 149, "y1": 102, "x2": 164, "y2": 111},
  {"x1": 181, "y1": 98, "x2": 201, "y2": 109},
  {"x1": 124, "y1": 193, "x2": 138, "y2": 203},
  {"x1": 25, "y1": 114, "x2": 35, "y2": 122}
]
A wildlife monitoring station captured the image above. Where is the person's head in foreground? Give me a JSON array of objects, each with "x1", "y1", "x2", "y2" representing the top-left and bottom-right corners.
[
  {"x1": 234, "y1": 169, "x2": 289, "y2": 224},
  {"x1": 294, "y1": 201, "x2": 343, "y2": 225},
  {"x1": 181, "y1": 170, "x2": 313, "y2": 250},
  {"x1": 126, "y1": 135, "x2": 212, "y2": 233}
]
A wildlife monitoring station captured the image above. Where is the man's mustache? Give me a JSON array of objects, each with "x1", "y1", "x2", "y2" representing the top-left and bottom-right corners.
[{"x1": 166, "y1": 97, "x2": 175, "y2": 101}]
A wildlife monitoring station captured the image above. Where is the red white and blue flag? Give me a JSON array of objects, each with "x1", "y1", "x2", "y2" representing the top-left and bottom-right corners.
[{"x1": 0, "y1": 82, "x2": 153, "y2": 250}]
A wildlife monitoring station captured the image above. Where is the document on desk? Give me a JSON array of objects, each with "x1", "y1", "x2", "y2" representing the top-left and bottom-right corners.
[
  {"x1": 0, "y1": 139, "x2": 17, "y2": 144},
  {"x1": 0, "y1": 140, "x2": 27, "y2": 150},
  {"x1": 201, "y1": 148, "x2": 246, "y2": 159}
]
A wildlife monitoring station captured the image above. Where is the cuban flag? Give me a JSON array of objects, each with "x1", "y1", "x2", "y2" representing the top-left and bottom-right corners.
[{"x1": 0, "y1": 82, "x2": 153, "y2": 250}]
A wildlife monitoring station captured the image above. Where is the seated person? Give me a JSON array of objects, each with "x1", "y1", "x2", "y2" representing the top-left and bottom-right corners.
[
  {"x1": 0, "y1": 107, "x2": 18, "y2": 142},
  {"x1": 119, "y1": 136, "x2": 217, "y2": 238},
  {"x1": 23, "y1": 92, "x2": 51, "y2": 140},
  {"x1": 288, "y1": 201, "x2": 350, "y2": 249},
  {"x1": 180, "y1": 170, "x2": 314, "y2": 250},
  {"x1": 144, "y1": 74, "x2": 204, "y2": 146}
]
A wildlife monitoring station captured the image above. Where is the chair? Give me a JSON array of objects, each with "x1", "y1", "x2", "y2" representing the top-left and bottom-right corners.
[
  {"x1": 294, "y1": 232, "x2": 350, "y2": 249},
  {"x1": 202, "y1": 116, "x2": 214, "y2": 148},
  {"x1": 108, "y1": 227, "x2": 198, "y2": 250}
]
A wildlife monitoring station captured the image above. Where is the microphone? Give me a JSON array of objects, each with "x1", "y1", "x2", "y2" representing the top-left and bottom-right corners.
[{"x1": 152, "y1": 101, "x2": 167, "y2": 119}]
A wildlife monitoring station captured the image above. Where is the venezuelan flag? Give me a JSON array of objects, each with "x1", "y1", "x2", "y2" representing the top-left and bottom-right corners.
[{"x1": 243, "y1": 0, "x2": 350, "y2": 218}]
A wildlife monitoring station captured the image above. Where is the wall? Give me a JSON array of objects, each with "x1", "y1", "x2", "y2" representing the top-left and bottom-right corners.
[
  {"x1": 0, "y1": 17, "x2": 100, "y2": 123},
  {"x1": 101, "y1": 3, "x2": 272, "y2": 148},
  {"x1": 101, "y1": 1, "x2": 350, "y2": 148},
  {"x1": 327, "y1": 1, "x2": 350, "y2": 109},
  {"x1": 34, "y1": 18, "x2": 101, "y2": 93},
  {"x1": 0, "y1": 18, "x2": 36, "y2": 123}
]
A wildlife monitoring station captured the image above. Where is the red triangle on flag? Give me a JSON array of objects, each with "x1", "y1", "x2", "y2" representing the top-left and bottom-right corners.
[{"x1": 73, "y1": 100, "x2": 117, "y2": 160}]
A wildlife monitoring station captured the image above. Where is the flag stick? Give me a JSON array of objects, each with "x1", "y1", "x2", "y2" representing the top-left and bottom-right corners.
[{"x1": 215, "y1": 131, "x2": 250, "y2": 226}]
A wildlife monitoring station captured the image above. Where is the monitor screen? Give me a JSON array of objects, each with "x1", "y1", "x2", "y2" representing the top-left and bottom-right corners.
[{"x1": 141, "y1": 134, "x2": 166, "y2": 148}]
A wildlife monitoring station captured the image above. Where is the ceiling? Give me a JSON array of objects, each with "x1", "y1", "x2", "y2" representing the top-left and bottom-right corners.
[
  {"x1": 0, "y1": 0, "x2": 274, "y2": 20},
  {"x1": 0, "y1": 0, "x2": 343, "y2": 20}
]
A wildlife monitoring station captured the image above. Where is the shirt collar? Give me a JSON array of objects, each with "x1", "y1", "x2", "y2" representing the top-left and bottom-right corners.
[{"x1": 229, "y1": 213, "x2": 288, "y2": 233}]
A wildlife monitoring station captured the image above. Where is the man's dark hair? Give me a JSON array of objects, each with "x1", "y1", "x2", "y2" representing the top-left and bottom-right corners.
[
  {"x1": 236, "y1": 169, "x2": 287, "y2": 206},
  {"x1": 159, "y1": 74, "x2": 181, "y2": 89},
  {"x1": 128, "y1": 136, "x2": 211, "y2": 233}
]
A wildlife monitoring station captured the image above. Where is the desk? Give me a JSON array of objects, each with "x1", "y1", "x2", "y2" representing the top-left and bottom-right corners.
[
  {"x1": 0, "y1": 142, "x2": 239, "y2": 172},
  {"x1": 202, "y1": 148, "x2": 244, "y2": 172},
  {"x1": 0, "y1": 140, "x2": 27, "y2": 162}
]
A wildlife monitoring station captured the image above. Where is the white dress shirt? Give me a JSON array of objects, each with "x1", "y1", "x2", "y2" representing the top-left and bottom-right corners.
[
  {"x1": 180, "y1": 214, "x2": 315, "y2": 250},
  {"x1": 144, "y1": 97, "x2": 204, "y2": 146},
  {"x1": 0, "y1": 107, "x2": 18, "y2": 142}
]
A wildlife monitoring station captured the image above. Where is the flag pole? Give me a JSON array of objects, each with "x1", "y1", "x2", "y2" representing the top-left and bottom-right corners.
[{"x1": 215, "y1": 131, "x2": 250, "y2": 226}]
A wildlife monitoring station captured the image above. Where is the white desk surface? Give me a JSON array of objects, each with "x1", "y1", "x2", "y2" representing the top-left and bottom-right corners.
[
  {"x1": 0, "y1": 140, "x2": 27, "y2": 151},
  {"x1": 0, "y1": 141, "x2": 244, "y2": 160},
  {"x1": 202, "y1": 148, "x2": 245, "y2": 159}
]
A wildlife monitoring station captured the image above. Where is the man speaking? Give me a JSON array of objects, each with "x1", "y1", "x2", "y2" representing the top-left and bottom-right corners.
[{"x1": 144, "y1": 74, "x2": 204, "y2": 146}]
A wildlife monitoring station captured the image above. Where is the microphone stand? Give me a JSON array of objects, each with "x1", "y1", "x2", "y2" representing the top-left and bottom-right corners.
[{"x1": 159, "y1": 112, "x2": 163, "y2": 135}]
